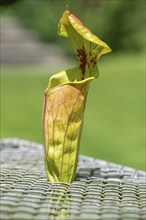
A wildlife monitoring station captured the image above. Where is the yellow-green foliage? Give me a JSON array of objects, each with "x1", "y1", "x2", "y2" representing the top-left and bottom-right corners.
[{"x1": 43, "y1": 10, "x2": 111, "y2": 183}]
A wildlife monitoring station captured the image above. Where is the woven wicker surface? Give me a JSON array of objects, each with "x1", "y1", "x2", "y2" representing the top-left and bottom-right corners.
[{"x1": 0, "y1": 138, "x2": 146, "y2": 220}]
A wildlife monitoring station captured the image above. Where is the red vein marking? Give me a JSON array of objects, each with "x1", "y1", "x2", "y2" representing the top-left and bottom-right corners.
[
  {"x1": 69, "y1": 84, "x2": 88, "y2": 182},
  {"x1": 51, "y1": 101, "x2": 60, "y2": 164},
  {"x1": 76, "y1": 46, "x2": 87, "y2": 79},
  {"x1": 59, "y1": 85, "x2": 85, "y2": 180}
]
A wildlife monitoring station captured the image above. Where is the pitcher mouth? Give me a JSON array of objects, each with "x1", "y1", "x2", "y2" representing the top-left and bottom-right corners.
[{"x1": 45, "y1": 74, "x2": 95, "y2": 95}]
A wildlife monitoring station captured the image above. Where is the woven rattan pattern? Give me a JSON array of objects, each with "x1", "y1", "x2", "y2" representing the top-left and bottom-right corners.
[{"x1": 0, "y1": 138, "x2": 146, "y2": 220}]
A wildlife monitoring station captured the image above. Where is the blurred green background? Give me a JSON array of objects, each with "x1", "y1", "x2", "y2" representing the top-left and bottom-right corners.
[{"x1": 1, "y1": 0, "x2": 145, "y2": 170}]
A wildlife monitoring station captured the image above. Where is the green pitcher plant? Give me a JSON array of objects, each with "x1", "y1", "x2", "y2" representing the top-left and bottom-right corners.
[{"x1": 43, "y1": 10, "x2": 111, "y2": 183}]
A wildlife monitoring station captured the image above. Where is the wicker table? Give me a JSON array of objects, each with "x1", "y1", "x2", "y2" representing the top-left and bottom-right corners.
[{"x1": 0, "y1": 138, "x2": 146, "y2": 220}]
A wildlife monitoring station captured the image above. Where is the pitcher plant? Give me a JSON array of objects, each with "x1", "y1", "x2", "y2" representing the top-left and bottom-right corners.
[{"x1": 43, "y1": 10, "x2": 111, "y2": 183}]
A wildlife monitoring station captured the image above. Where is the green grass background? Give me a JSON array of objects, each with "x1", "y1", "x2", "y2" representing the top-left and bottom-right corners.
[{"x1": 1, "y1": 53, "x2": 145, "y2": 170}]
